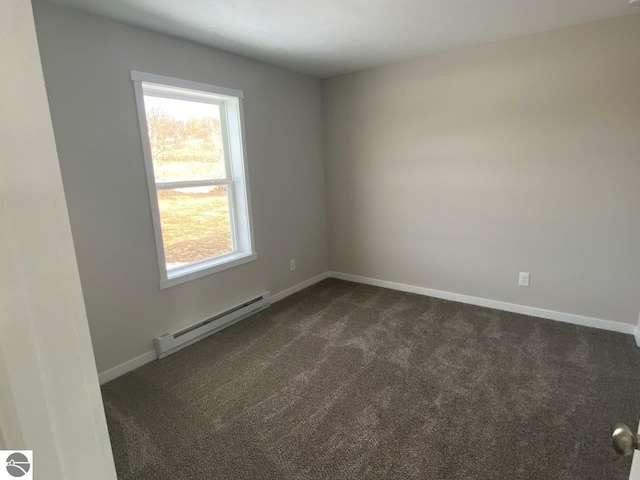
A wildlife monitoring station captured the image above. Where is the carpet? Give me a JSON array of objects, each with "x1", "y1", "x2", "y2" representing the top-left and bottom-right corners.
[{"x1": 102, "y1": 278, "x2": 640, "y2": 479}]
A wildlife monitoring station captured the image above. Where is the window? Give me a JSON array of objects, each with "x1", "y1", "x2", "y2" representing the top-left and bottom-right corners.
[{"x1": 132, "y1": 72, "x2": 255, "y2": 288}]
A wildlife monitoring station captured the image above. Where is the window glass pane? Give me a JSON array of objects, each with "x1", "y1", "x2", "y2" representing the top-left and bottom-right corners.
[
  {"x1": 143, "y1": 95, "x2": 226, "y2": 182},
  {"x1": 157, "y1": 186, "x2": 233, "y2": 271}
]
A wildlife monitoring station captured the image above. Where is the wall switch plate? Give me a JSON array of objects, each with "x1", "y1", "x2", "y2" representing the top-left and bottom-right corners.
[
  {"x1": 290, "y1": 259, "x2": 296, "y2": 271},
  {"x1": 519, "y1": 272, "x2": 530, "y2": 287}
]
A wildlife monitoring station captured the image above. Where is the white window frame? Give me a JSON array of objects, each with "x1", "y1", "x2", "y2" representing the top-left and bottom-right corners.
[{"x1": 131, "y1": 71, "x2": 256, "y2": 289}]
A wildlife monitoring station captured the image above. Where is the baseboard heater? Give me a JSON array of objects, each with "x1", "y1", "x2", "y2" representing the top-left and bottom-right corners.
[{"x1": 154, "y1": 291, "x2": 271, "y2": 359}]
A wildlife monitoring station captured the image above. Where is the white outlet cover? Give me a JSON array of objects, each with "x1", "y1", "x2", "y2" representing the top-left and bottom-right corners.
[
  {"x1": 290, "y1": 259, "x2": 296, "y2": 271},
  {"x1": 519, "y1": 272, "x2": 530, "y2": 287}
]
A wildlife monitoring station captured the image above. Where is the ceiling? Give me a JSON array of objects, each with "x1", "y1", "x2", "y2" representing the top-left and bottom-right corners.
[{"x1": 43, "y1": 0, "x2": 637, "y2": 77}]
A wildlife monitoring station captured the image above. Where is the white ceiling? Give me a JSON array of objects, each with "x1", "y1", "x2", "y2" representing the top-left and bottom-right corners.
[{"x1": 43, "y1": 0, "x2": 638, "y2": 77}]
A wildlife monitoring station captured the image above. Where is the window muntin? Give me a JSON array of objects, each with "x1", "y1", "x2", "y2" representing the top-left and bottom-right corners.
[{"x1": 133, "y1": 72, "x2": 255, "y2": 288}]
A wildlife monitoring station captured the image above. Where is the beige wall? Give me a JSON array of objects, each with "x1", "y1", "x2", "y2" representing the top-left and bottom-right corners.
[
  {"x1": 324, "y1": 14, "x2": 640, "y2": 325},
  {"x1": 33, "y1": 1, "x2": 329, "y2": 374},
  {"x1": 0, "y1": 0, "x2": 116, "y2": 476}
]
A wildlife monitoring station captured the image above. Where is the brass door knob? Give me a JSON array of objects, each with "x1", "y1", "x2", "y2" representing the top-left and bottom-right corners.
[{"x1": 612, "y1": 423, "x2": 640, "y2": 456}]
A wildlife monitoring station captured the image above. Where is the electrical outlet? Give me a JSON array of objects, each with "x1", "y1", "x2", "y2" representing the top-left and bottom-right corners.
[
  {"x1": 519, "y1": 272, "x2": 530, "y2": 287},
  {"x1": 290, "y1": 259, "x2": 296, "y2": 271}
]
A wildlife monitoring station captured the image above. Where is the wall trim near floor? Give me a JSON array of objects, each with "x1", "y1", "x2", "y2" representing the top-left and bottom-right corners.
[
  {"x1": 271, "y1": 272, "x2": 330, "y2": 303},
  {"x1": 98, "y1": 271, "x2": 331, "y2": 384},
  {"x1": 98, "y1": 350, "x2": 157, "y2": 385},
  {"x1": 329, "y1": 271, "x2": 636, "y2": 336},
  {"x1": 98, "y1": 269, "x2": 636, "y2": 384}
]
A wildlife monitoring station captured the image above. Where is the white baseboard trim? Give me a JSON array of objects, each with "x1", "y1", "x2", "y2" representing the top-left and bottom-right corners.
[
  {"x1": 271, "y1": 271, "x2": 330, "y2": 303},
  {"x1": 329, "y1": 271, "x2": 636, "y2": 336},
  {"x1": 98, "y1": 270, "x2": 635, "y2": 383},
  {"x1": 98, "y1": 349, "x2": 157, "y2": 385},
  {"x1": 98, "y1": 272, "x2": 331, "y2": 384}
]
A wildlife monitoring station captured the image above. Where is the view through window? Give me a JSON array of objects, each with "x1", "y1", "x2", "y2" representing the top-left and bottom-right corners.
[
  {"x1": 134, "y1": 73, "x2": 254, "y2": 287},
  {"x1": 143, "y1": 95, "x2": 233, "y2": 269}
]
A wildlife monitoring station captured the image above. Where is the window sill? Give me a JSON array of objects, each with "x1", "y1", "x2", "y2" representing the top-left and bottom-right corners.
[{"x1": 159, "y1": 252, "x2": 257, "y2": 289}]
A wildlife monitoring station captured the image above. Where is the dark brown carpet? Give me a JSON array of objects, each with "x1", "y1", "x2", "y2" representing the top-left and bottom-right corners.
[{"x1": 102, "y1": 279, "x2": 640, "y2": 479}]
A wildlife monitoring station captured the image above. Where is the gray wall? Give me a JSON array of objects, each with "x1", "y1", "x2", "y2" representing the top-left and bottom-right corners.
[
  {"x1": 33, "y1": 1, "x2": 329, "y2": 373},
  {"x1": 33, "y1": 1, "x2": 640, "y2": 377},
  {"x1": 324, "y1": 14, "x2": 640, "y2": 325}
]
